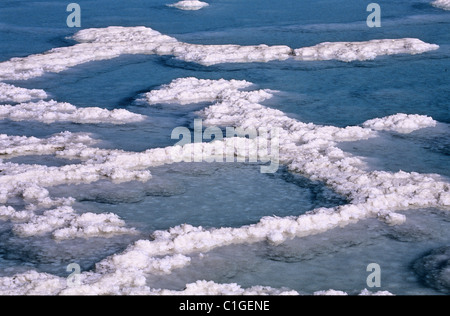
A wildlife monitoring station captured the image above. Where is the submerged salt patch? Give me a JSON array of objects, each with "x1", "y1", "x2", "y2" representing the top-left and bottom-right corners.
[
  {"x1": 0, "y1": 83, "x2": 48, "y2": 103},
  {"x1": 412, "y1": 246, "x2": 450, "y2": 293},
  {"x1": 167, "y1": 1, "x2": 209, "y2": 10},
  {"x1": 0, "y1": 100, "x2": 145, "y2": 124},
  {"x1": 294, "y1": 38, "x2": 439, "y2": 62},
  {"x1": 362, "y1": 113, "x2": 437, "y2": 133}
]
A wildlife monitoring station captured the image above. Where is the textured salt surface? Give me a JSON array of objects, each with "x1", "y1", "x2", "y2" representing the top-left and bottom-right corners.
[
  {"x1": 0, "y1": 77, "x2": 447, "y2": 294},
  {"x1": 0, "y1": 27, "x2": 438, "y2": 81},
  {"x1": 0, "y1": 24, "x2": 446, "y2": 295}
]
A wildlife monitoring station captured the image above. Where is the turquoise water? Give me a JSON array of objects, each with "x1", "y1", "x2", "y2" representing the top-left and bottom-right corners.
[{"x1": 0, "y1": 0, "x2": 449, "y2": 294}]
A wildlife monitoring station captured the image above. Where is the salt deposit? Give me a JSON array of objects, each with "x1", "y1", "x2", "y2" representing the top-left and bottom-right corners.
[
  {"x1": 432, "y1": 0, "x2": 450, "y2": 10},
  {"x1": 0, "y1": 100, "x2": 145, "y2": 124},
  {"x1": 362, "y1": 113, "x2": 437, "y2": 133},
  {"x1": 294, "y1": 38, "x2": 439, "y2": 62},
  {"x1": 0, "y1": 27, "x2": 438, "y2": 81},
  {"x1": 167, "y1": 1, "x2": 209, "y2": 10},
  {"x1": 0, "y1": 83, "x2": 47, "y2": 103},
  {"x1": 0, "y1": 25, "x2": 445, "y2": 295}
]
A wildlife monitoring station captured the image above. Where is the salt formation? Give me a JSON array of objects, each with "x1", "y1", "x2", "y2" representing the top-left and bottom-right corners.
[
  {"x1": 432, "y1": 0, "x2": 450, "y2": 10},
  {"x1": 0, "y1": 83, "x2": 47, "y2": 103},
  {"x1": 1, "y1": 77, "x2": 447, "y2": 295},
  {"x1": 362, "y1": 113, "x2": 437, "y2": 133},
  {"x1": 167, "y1": 1, "x2": 209, "y2": 10},
  {"x1": 314, "y1": 289, "x2": 394, "y2": 295},
  {"x1": 0, "y1": 27, "x2": 438, "y2": 81},
  {"x1": 141, "y1": 78, "x2": 253, "y2": 105},
  {"x1": 0, "y1": 132, "x2": 95, "y2": 157},
  {"x1": 0, "y1": 25, "x2": 445, "y2": 295},
  {"x1": 2, "y1": 205, "x2": 136, "y2": 240},
  {"x1": 294, "y1": 38, "x2": 439, "y2": 62},
  {"x1": 0, "y1": 99, "x2": 145, "y2": 124}
]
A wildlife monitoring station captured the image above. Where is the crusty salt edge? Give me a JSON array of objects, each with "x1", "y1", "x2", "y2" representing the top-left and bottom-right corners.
[
  {"x1": 0, "y1": 131, "x2": 96, "y2": 157},
  {"x1": 167, "y1": 1, "x2": 209, "y2": 10},
  {"x1": 294, "y1": 38, "x2": 439, "y2": 62},
  {"x1": 0, "y1": 269, "x2": 394, "y2": 295},
  {"x1": 1, "y1": 205, "x2": 136, "y2": 240},
  {"x1": 432, "y1": 0, "x2": 450, "y2": 10},
  {"x1": 1, "y1": 79, "x2": 447, "y2": 240},
  {"x1": 0, "y1": 99, "x2": 145, "y2": 124},
  {"x1": 0, "y1": 26, "x2": 439, "y2": 80},
  {"x1": 141, "y1": 77, "x2": 254, "y2": 105},
  {"x1": 362, "y1": 113, "x2": 437, "y2": 133},
  {"x1": 0, "y1": 83, "x2": 47, "y2": 103},
  {"x1": 0, "y1": 161, "x2": 152, "y2": 205},
  {"x1": 0, "y1": 78, "x2": 448, "y2": 294}
]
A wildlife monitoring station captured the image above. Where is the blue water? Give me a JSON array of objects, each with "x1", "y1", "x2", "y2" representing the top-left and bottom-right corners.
[{"x1": 0, "y1": 0, "x2": 449, "y2": 294}]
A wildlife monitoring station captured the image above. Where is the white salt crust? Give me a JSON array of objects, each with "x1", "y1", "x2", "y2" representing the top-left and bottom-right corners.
[
  {"x1": 432, "y1": 0, "x2": 450, "y2": 10},
  {"x1": 0, "y1": 131, "x2": 96, "y2": 157},
  {"x1": 0, "y1": 83, "x2": 47, "y2": 103},
  {"x1": 1, "y1": 205, "x2": 136, "y2": 240},
  {"x1": 0, "y1": 99, "x2": 145, "y2": 124},
  {"x1": 362, "y1": 113, "x2": 437, "y2": 133},
  {"x1": 294, "y1": 38, "x2": 439, "y2": 62},
  {"x1": 0, "y1": 27, "x2": 439, "y2": 80},
  {"x1": 167, "y1": 1, "x2": 209, "y2": 10},
  {"x1": 0, "y1": 78, "x2": 448, "y2": 295},
  {"x1": 0, "y1": 270, "x2": 391, "y2": 296},
  {"x1": 0, "y1": 22, "x2": 444, "y2": 296}
]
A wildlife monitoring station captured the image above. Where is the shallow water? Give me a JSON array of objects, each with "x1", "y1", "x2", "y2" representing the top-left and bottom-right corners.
[{"x1": 0, "y1": 0, "x2": 449, "y2": 295}]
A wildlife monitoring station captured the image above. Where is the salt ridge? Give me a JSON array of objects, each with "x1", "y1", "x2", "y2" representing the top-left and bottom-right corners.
[
  {"x1": 0, "y1": 83, "x2": 47, "y2": 103},
  {"x1": 0, "y1": 26, "x2": 439, "y2": 81},
  {"x1": 0, "y1": 26, "x2": 445, "y2": 296},
  {"x1": 0, "y1": 78, "x2": 448, "y2": 294},
  {"x1": 0, "y1": 131, "x2": 95, "y2": 157},
  {"x1": 0, "y1": 99, "x2": 145, "y2": 124},
  {"x1": 294, "y1": 38, "x2": 439, "y2": 62},
  {"x1": 362, "y1": 113, "x2": 437, "y2": 133}
]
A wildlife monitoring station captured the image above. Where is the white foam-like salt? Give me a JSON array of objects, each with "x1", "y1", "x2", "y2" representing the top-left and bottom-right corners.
[
  {"x1": 0, "y1": 100, "x2": 145, "y2": 124},
  {"x1": 362, "y1": 113, "x2": 437, "y2": 133},
  {"x1": 432, "y1": 0, "x2": 450, "y2": 10},
  {"x1": 0, "y1": 83, "x2": 48, "y2": 103},
  {"x1": 167, "y1": 1, "x2": 209, "y2": 10},
  {"x1": 10, "y1": 206, "x2": 136, "y2": 240},
  {"x1": 0, "y1": 27, "x2": 439, "y2": 81},
  {"x1": 141, "y1": 77, "x2": 253, "y2": 104},
  {"x1": 0, "y1": 26, "x2": 446, "y2": 294},
  {"x1": 12, "y1": 78, "x2": 442, "y2": 295},
  {"x1": 0, "y1": 131, "x2": 95, "y2": 157},
  {"x1": 294, "y1": 38, "x2": 439, "y2": 62}
]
